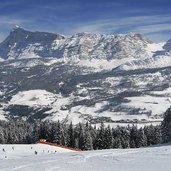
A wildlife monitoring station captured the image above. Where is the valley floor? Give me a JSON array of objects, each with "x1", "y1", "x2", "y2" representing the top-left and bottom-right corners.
[{"x1": 1, "y1": 144, "x2": 171, "y2": 171}]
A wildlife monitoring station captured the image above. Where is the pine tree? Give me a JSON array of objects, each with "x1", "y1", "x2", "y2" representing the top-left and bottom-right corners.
[
  {"x1": 0, "y1": 127, "x2": 5, "y2": 143},
  {"x1": 53, "y1": 121, "x2": 63, "y2": 145},
  {"x1": 153, "y1": 126, "x2": 162, "y2": 144},
  {"x1": 104, "y1": 125, "x2": 113, "y2": 149},
  {"x1": 84, "y1": 131, "x2": 93, "y2": 150},
  {"x1": 137, "y1": 128, "x2": 147, "y2": 147},
  {"x1": 121, "y1": 127, "x2": 130, "y2": 149},
  {"x1": 67, "y1": 122, "x2": 75, "y2": 148},
  {"x1": 39, "y1": 121, "x2": 49, "y2": 140},
  {"x1": 129, "y1": 139, "x2": 136, "y2": 148},
  {"x1": 130, "y1": 125, "x2": 139, "y2": 147},
  {"x1": 161, "y1": 107, "x2": 171, "y2": 143},
  {"x1": 113, "y1": 137, "x2": 122, "y2": 148},
  {"x1": 77, "y1": 123, "x2": 85, "y2": 150},
  {"x1": 94, "y1": 123, "x2": 105, "y2": 149},
  {"x1": 60, "y1": 126, "x2": 66, "y2": 146}
]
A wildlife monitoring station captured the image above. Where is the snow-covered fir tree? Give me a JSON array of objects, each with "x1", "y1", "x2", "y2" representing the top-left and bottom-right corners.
[{"x1": 161, "y1": 107, "x2": 171, "y2": 143}]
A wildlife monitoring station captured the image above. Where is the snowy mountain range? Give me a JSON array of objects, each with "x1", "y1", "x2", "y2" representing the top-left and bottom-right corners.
[
  {"x1": 0, "y1": 27, "x2": 171, "y2": 125},
  {"x1": 0, "y1": 27, "x2": 152, "y2": 61}
]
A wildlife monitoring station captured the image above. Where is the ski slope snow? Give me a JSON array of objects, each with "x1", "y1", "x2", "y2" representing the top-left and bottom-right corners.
[{"x1": 1, "y1": 144, "x2": 171, "y2": 171}]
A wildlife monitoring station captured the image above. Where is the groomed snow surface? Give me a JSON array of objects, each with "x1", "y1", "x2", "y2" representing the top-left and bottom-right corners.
[{"x1": 1, "y1": 143, "x2": 171, "y2": 171}]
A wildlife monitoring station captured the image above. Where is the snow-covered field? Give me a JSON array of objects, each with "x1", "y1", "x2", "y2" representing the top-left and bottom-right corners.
[
  {"x1": 1, "y1": 144, "x2": 171, "y2": 171},
  {"x1": 7, "y1": 89, "x2": 167, "y2": 125}
]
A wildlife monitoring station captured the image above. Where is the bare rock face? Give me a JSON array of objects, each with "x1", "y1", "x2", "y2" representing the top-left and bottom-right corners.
[
  {"x1": 163, "y1": 39, "x2": 171, "y2": 52},
  {"x1": 0, "y1": 27, "x2": 65, "y2": 60},
  {"x1": 0, "y1": 28, "x2": 152, "y2": 61}
]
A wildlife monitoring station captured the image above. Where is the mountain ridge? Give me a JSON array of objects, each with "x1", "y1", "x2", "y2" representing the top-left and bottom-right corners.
[
  {"x1": 0, "y1": 28, "x2": 171, "y2": 125},
  {"x1": 0, "y1": 27, "x2": 155, "y2": 61}
]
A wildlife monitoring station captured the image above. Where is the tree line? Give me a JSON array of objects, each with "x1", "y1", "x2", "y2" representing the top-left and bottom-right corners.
[{"x1": 0, "y1": 120, "x2": 162, "y2": 150}]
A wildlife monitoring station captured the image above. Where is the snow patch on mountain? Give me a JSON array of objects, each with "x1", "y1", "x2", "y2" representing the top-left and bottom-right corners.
[
  {"x1": 146, "y1": 42, "x2": 165, "y2": 56},
  {"x1": 123, "y1": 95, "x2": 171, "y2": 117},
  {"x1": 0, "y1": 90, "x2": 3, "y2": 96},
  {"x1": 75, "y1": 58, "x2": 135, "y2": 71},
  {"x1": 10, "y1": 90, "x2": 56, "y2": 106},
  {"x1": 150, "y1": 87, "x2": 171, "y2": 95},
  {"x1": 0, "y1": 58, "x2": 4, "y2": 62},
  {"x1": 116, "y1": 42, "x2": 168, "y2": 71},
  {"x1": 7, "y1": 58, "x2": 63, "y2": 68},
  {"x1": 119, "y1": 53, "x2": 171, "y2": 71}
]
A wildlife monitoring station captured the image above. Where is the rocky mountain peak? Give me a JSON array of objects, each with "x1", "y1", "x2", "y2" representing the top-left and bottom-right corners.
[
  {"x1": 127, "y1": 33, "x2": 153, "y2": 43},
  {"x1": 9, "y1": 27, "x2": 65, "y2": 42},
  {"x1": 0, "y1": 28, "x2": 162, "y2": 61}
]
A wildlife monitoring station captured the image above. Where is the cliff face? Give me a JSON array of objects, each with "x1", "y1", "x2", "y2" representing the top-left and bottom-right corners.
[{"x1": 0, "y1": 27, "x2": 152, "y2": 61}]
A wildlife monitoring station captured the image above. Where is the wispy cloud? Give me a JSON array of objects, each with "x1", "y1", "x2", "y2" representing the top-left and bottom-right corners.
[
  {"x1": 0, "y1": 15, "x2": 31, "y2": 41},
  {"x1": 66, "y1": 15, "x2": 171, "y2": 42},
  {"x1": 132, "y1": 23, "x2": 171, "y2": 34},
  {"x1": 0, "y1": 0, "x2": 170, "y2": 42},
  {"x1": 0, "y1": 16, "x2": 28, "y2": 26}
]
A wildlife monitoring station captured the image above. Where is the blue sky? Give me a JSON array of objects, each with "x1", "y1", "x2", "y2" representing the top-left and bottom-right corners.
[{"x1": 0, "y1": 0, "x2": 170, "y2": 42}]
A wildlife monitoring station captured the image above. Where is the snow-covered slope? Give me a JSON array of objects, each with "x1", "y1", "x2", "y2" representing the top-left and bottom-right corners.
[
  {"x1": 0, "y1": 57, "x2": 171, "y2": 124},
  {"x1": 117, "y1": 42, "x2": 171, "y2": 71},
  {"x1": 0, "y1": 144, "x2": 73, "y2": 159},
  {"x1": 3, "y1": 87, "x2": 167, "y2": 124},
  {"x1": 1, "y1": 144, "x2": 171, "y2": 171}
]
